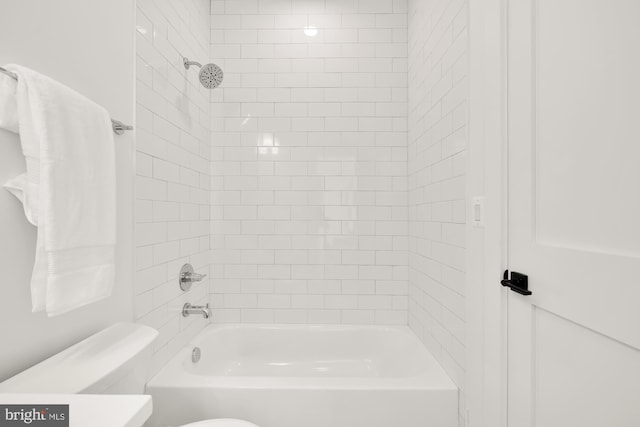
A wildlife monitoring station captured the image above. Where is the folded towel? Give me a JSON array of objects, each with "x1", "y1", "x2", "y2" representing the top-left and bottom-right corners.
[{"x1": 1, "y1": 64, "x2": 116, "y2": 316}]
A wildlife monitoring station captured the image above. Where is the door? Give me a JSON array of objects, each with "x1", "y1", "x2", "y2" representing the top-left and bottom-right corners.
[{"x1": 507, "y1": 0, "x2": 640, "y2": 426}]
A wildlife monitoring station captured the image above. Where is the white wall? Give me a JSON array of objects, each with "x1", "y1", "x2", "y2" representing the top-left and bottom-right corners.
[
  {"x1": 209, "y1": 0, "x2": 409, "y2": 324},
  {"x1": 407, "y1": 0, "x2": 468, "y2": 422},
  {"x1": 465, "y1": 1, "x2": 509, "y2": 425},
  {"x1": 0, "y1": 0, "x2": 135, "y2": 381},
  {"x1": 134, "y1": 0, "x2": 212, "y2": 375}
]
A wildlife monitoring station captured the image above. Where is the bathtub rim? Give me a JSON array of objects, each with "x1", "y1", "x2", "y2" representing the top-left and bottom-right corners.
[{"x1": 147, "y1": 323, "x2": 458, "y2": 392}]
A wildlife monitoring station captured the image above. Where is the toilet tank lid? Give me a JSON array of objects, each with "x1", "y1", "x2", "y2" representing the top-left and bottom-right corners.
[{"x1": 0, "y1": 322, "x2": 159, "y2": 393}]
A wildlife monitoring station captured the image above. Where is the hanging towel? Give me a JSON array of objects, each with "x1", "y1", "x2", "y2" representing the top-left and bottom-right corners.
[
  {"x1": 0, "y1": 74, "x2": 18, "y2": 133},
  {"x1": 1, "y1": 64, "x2": 116, "y2": 316}
]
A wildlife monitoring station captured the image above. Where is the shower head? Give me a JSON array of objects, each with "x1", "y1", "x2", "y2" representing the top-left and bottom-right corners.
[
  {"x1": 198, "y1": 63, "x2": 224, "y2": 89},
  {"x1": 183, "y1": 57, "x2": 224, "y2": 89}
]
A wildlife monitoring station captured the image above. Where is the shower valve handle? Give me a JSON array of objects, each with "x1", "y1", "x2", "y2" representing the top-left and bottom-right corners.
[
  {"x1": 179, "y1": 263, "x2": 207, "y2": 291},
  {"x1": 183, "y1": 271, "x2": 206, "y2": 282}
]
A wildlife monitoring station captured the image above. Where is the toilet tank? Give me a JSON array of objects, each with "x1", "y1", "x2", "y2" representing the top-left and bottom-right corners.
[{"x1": 0, "y1": 322, "x2": 158, "y2": 394}]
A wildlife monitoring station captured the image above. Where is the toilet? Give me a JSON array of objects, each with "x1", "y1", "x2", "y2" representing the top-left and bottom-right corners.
[
  {"x1": 0, "y1": 322, "x2": 258, "y2": 427},
  {"x1": 182, "y1": 421, "x2": 257, "y2": 427}
]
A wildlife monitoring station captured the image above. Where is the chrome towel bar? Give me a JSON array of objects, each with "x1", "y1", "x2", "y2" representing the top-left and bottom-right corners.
[{"x1": 0, "y1": 66, "x2": 133, "y2": 135}]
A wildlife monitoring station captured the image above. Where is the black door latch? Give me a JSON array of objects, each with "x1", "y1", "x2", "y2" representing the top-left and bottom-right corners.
[{"x1": 501, "y1": 270, "x2": 532, "y2": 295}]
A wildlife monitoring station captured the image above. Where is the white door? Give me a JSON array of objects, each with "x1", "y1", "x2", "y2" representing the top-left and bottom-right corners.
[{"x1": 506, "y1": 0, "x2": 640, "y2": 426}]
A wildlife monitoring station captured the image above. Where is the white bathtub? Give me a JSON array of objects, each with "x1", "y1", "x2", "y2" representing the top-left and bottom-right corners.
[{"x1": 146, "y1": 324, "x2": 458, "y2": 427}]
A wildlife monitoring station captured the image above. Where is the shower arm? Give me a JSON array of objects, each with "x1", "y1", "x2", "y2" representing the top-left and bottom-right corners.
[{"x1": 183, "y1": 57, "x2": 202, "y2": 70}]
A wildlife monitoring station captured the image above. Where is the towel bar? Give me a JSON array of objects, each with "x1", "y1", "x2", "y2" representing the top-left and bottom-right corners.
[{"x1": 0, "y1": 66, "x2": 133, "y2": 135}]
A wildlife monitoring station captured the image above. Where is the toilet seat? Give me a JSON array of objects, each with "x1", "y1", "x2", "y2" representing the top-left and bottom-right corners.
[{"x1": 180, "y1": 419, "x2": 259, "y2": 427}]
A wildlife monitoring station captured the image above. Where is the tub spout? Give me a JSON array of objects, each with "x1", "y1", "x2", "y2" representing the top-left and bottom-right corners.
[{"x1": 182, "y1": 303, "x2": 211, "y2": 319}]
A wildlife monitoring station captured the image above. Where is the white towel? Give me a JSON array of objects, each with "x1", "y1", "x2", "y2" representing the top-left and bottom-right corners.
[
  {"x1": 0, "y1": 73, "x2": 18, "y2": 133},
  {"x1": 0, "y1": 64, "x2": 116, "y2": 316}
]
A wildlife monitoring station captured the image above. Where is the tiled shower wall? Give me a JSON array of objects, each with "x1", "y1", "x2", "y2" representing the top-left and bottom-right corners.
[
  {"x1": 209, "y1": 0, "x2": 409, "y2": 324},
  {"x1": 134, "y1": 0, "x2": 211, "y2": 375},
  {"x1": 407, "y1": 0, "x2": 468, "y2": 414}
]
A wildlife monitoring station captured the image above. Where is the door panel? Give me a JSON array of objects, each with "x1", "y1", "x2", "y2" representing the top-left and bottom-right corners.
[
  {"x1": 507, "y1": 0, "x2": 640, "y2": 425},
  {"x1": 535, "y1": 0, "x2": 640, "y2": 257},
  {"x1": 535, "y1": 309, "x2": 640, "y2": 427}
]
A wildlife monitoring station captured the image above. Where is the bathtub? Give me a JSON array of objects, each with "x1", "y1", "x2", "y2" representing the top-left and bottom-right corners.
[{"x1": 146, "y1": 324, "x2": 458, "y2": 427}]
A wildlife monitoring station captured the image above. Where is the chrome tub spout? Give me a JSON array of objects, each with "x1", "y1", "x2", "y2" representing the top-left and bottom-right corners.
[{"x1": 182, "y1": 303, "x2": 211, "y2": 319}]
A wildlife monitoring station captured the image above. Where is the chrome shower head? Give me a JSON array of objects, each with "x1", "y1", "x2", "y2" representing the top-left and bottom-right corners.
[
  {"x1": 198, "y1": 63, "x2": 224, "y2": 89},
  {"x1": 183, "y1": 57, "x2": 224, "y2": 89}
]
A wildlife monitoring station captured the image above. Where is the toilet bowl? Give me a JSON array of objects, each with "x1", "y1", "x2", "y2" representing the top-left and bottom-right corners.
[
  {"x1": 182, "y1": 419, "x2": 259, "y2": 427},
  {"x1": 0, "y1": 322, "x2": 259, "y2": 427}
]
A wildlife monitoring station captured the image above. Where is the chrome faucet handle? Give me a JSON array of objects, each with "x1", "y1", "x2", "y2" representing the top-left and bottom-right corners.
[
  {"x1": 183, "y1": 271, "x2": 207, "y2": 282},
  {"x1": 179, "y1": 263, "x2": 207, "y2": 291}
]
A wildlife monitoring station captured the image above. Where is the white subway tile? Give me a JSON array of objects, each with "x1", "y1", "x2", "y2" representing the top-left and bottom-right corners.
[
  {"x1": 307, "y1": 309, "x2": 340, "y2": 323},
  {"x1": 407, "y1": 0, "x2": 468, "y2": 393},
  {"x1": 274, "y1": 309, "x2": 308, "y2": 323},
  {"x1": 227, "y1": 0, "x2": 259, "y2": 14},
  {"x1": 241, "y1": 308, "x2": 275, "y2": 322},
  {"x1": 341, "y1": 14, "x2": 375, "y2": 28},
  {"x1": 205, "y1": 1, "x2": 420, "y2": 345},
  {"x1": 242, "y1": 14, "x2": 276, "y2": 29},
  {"x1": 291, "y1": 294, "x2": 325, "y2": 309}
]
